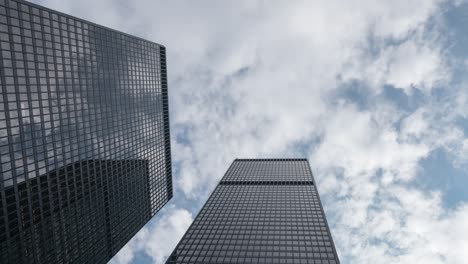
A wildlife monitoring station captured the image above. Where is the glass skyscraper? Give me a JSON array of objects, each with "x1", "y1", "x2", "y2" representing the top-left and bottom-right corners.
[
  {"x1": 167, "y1": 159, "x2": 340, "y2": 264},
  {"x1": 0, "y1": 0, "x2": 172, "y2": 263}
]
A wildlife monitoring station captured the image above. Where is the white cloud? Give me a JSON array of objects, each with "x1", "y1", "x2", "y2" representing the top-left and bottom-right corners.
[
  {"x1": 382, "y1": 41, "x2": 446, "y2": 92},
  {"x1": 142, "y1": 208, "x2": 193, "y2": 263},
  {"x1": 331, "y1": 186, "x2": 468, "y2": 263},
  {"x1": 111, "y1": 244, "x2": 137, "y2": 264},
  {"x1": 313, "y1": 104, "x2": 430, "y2": 182},
  {"x1": 313, "y1": 115, "x2": 468, "y2": 261},
  {"x1": 342, "y1": 38, "x2": 448, "y2": 94},
  {"x1": 110, "y1": 207, "x2": 193, "y2": 264},
  {"x1": 454, "y1": 85, "x2": 468, "y2": 118},
  {"x1": 398, "y1": 88, "x2": 468, "y2": 167},
  {"x1": 401, "y1": 109, "x2": 429, "y2": 139},
  {"x1": 310, "y1": 102, "x2": 468, "y2": 263}
]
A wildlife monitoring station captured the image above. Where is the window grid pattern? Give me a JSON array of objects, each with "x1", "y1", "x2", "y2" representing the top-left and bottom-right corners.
[
  {"x1": 223, "y1": 159, "x2": 312, "y2": 182},
  {"x1": 1, "y1": 160, "x2": 151, "y2": 263},
  {"x1": 0, "y1": 0, "x2": 172, "y2": 263},
  {"x1": 167, "y1": 160, "x2": 340, "y2": 264}
]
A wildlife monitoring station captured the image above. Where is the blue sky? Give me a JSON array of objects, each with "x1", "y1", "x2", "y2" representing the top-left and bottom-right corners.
[{"x1": 33, "y1": 0, "x2": 468, "y2": 263}]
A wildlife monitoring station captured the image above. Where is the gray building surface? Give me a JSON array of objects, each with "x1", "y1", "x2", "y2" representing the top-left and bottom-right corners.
[
  {"x1": 0, "y1": 0, "x2": 172, "y2": 262},
  {"x1": 167, "y1": 159, "x2": 340, "y2": 264}
]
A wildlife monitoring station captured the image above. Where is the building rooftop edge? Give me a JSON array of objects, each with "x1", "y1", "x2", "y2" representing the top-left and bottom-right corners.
[
  {"x1": 234, "y1": 158, "x2": 307, "y2": 161},
  {"x1": 9, "y1": 0, "x2": 166, "y2": 48}
]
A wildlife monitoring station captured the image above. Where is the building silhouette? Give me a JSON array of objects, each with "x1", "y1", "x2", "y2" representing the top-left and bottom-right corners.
[
  {"x1": 0, "y1": 0, "x2": 172, "y2": 263},
  {"x1": 167, "y1": 159, "x2": 340, "y2": 264}
]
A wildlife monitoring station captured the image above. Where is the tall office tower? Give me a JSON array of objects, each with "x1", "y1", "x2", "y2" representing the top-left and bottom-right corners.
[
  {"x1": 0, "y1": 0, "x2": 172, "y2": 263},
  {"x1": 167, "y1": 159, "x2": 340, "y2": 264}
]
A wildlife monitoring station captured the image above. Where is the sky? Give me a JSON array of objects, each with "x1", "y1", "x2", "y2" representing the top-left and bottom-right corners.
[{"x1": 31, "y1": 0, "x2": 468, "y2": 263}]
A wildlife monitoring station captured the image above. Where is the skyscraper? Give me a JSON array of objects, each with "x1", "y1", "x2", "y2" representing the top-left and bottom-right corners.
[
  {"x1": 167, "y1": 159, "x2": 340, "y2": 264},
  {"x1": 0, "y1": 0, "x2": 172, "y2": 262}
]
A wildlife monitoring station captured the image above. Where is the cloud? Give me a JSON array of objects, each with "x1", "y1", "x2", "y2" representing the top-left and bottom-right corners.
[
  {"x1": 111, "y1": 244, "x2": 137, "y2": 264},
  {"x1": 398, "y1": 86, "x2": 468, "y2": 168},
  {"x1": 378, "y1": 41, "x2": 447, "y2": 92},
  {"x1": 341, "y1": 36, "x2": 448, "y2": 95},
  {"x1": 110, "y1": 207, "x2": 193, "y2": 264},
  {"x1": 311, "y1": 103, "x2": 468, "y2": 263},
  {"x1": 142, "y1": 208, "x2": 193, "y2": 263},
  {"x1": 329, "y1": 185, "x2": 468, "y2": 264},
  {"x1": 313, "y1": 104, "x2": 430, "y2": 182}
]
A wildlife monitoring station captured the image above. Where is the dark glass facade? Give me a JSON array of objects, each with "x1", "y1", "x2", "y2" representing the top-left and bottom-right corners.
[
  {"x1": 2, "y1": 160, "x2": 152, "y2": 263},
  {"x1": 0, "y1": 0, "x2": 172, "y2": 262},
  {"x1": 167, "y1": 159, "x2": 339, "y2": 264}
]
